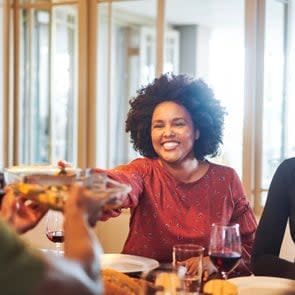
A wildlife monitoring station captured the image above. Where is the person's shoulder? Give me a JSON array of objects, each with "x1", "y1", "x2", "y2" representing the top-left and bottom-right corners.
[
  {"x1": 275, "y1": 157, "x2": 295, "y2": 176},
  {"x1": 127, "y1": 157, "x2": 158, "y2": 173},
  {"x1": 130, "y1": 157, "x2": 156, "y2": 166},
  {"x1": 208, "y1": 161, "x2": 238, "y2": 176},
  {"x1": 280, "y1": 157, "x2": 295, "y2": 167}
]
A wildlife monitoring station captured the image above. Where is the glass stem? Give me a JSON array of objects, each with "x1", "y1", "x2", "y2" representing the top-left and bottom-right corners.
[
  {"x1": 55, "y1": 242, "x2": 62, "y2": 256},
  {"x1": 221, "y1": 272, "x2": 228, "y2": 280}
]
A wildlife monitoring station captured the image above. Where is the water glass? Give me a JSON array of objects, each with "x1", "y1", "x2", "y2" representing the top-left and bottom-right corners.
[
  {"x1": 173, "y1": 244, "x2": 204, "y2": 294},
  {"x1": 141, "y1": 264, "x2": 182, "y2": 295}
]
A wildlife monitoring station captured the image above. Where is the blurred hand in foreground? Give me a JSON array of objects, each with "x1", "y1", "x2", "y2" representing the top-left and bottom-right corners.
[
  {"x1": 65, "y1": 183, "x2": 104, "y2": 227},
  {"x1": 1, "y1": 187, "x2": 48, "y2": 234}
]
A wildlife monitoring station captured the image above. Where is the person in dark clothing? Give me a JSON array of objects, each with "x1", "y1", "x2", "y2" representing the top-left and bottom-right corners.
[{"x1": 252, "y1": 157, "x2": 295, "y2": 279}]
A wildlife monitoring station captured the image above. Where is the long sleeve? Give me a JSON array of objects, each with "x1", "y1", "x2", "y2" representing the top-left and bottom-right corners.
[
  {"x1": 0, "y1": 218, "x2": 46, "y2": 294},
  {"x1": 252, "y1": 158, "x2": 295, "y2": 279},
  {"x1": 95, "y1": 159, "x2": 146, "y2": 220},
  {"x1": 229, "y1": 170, "x2": 257, "y2": 276}
]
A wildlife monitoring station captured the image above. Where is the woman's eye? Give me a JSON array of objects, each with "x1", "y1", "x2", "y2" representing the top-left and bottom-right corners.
[
  {"x1": 175, "y1": 121, "x2": 185, "y2": 127},
  {"x1": 153, "y1": 124, "x2": 163, "y2": 129}
]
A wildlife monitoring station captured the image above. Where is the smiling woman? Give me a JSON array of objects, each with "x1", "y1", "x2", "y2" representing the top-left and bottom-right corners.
[
  {"x1": 95, "y1": 73, "x2": 257, "y2": 277},
  {"x1": 151, "y1": 102, "x2": 197, "y2": 165}
]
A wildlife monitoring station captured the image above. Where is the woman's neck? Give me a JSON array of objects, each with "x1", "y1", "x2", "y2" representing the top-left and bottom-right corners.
[{"x1": 158, "y1": 157, "x2": 209, "y2": 183}]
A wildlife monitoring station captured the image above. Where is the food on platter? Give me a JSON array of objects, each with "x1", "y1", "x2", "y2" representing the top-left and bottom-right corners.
[
  {"x1": 203, "y1": 279, "x2": 238, "y2": 295},
  {"x1": 101, "y1": 268, "x2": 147, "y2": 295},
  {"x1": 10, "y1": 182, "x2": 68, "y2": 210},
  {"x1": 8, "y1": 172, "x2": 131, "y2": 211}
]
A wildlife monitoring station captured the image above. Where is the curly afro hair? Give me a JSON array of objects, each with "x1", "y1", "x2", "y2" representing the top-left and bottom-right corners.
[{"x1": 125, "y1": 73, "x2": 226, "y2": 160}]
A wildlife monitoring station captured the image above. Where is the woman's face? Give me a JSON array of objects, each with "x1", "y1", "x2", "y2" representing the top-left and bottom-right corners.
[{"x1": 151, "y1": 101, "x2": 199, "y2": 164}]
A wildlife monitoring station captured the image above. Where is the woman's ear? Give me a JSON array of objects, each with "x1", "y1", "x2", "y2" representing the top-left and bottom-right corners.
[{"x1": 195, "y1": 129, "x2": 200, "y2": 140}]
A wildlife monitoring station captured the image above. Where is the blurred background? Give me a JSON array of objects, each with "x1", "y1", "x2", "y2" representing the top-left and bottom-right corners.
[{"x1": 1, "y1": 0, "x2": 295, "y2": 259}]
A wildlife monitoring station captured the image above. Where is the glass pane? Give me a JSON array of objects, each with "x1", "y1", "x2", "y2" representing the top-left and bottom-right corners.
[
  {"x1": 261, "y1": 0, "x2": 285, "y2": 193},
  {"x1": 166, "y1": 0, "x2": 245, "y2": 176},
  {"x1": 19, "y1": 9, "x2": 51, "y2": 163},
  {"x1": 19, "y1": 5, "x2": 77, "y2": 164},
  {"x1": 96, "y1": 0, "x2": 157, "y2": 168},
  {"x1": 51, "y1": 5, "x2": 77, "y2": 163}
]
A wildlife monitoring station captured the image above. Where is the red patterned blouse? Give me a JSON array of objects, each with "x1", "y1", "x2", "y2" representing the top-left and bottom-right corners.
[{"x1": 96, "y1": 158, "x2": 257, "y2": 275}]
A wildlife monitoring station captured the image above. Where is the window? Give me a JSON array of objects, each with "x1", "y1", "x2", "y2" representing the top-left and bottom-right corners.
[
  {"x1": 2, "y1": 0, "x2": 295, "y2": 215},
  {"x1": 18, "y1": 3, "x2": 78, "y2": 164},
  {"x1": 96, "y1": 0, "x2": 158, "y2": 168},
  {"x1": 166, "y1": 0, "x2": 245, "y2": 176},
  {"x1": 260, "y1": 0, "x2": 294, "y2": 206}
]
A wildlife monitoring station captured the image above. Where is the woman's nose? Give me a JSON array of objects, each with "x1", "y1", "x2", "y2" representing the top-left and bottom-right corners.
[{"x1": 163, "y1": 126, "x2": 175, "y2": 136}]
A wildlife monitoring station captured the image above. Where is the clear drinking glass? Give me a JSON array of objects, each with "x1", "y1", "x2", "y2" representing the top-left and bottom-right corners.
[
  {"x1": 172, "y1": 244, "x2": 204, "y2": 294},
  {"x1": 208, "y1": 223, "x2": 242, "y2": 279},
  {"x1": 141, "y1": 264, "x2": 183, "y2": 295},
  {"x1": 45, "y1": 210, "x2": 64, "y2": 256}
]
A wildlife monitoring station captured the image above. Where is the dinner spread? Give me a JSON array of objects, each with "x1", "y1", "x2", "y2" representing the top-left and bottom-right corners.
[
  {"x1": 203, "y1": 279, "x2": 237, "y2": 295},
  {"x1": 5, "y1": 166, "x2": 131, "y2": 211}
]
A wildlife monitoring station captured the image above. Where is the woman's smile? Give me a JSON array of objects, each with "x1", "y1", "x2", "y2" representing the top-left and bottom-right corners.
[
  {"x1": 161, "y1": 141, "x2": 180, "y2": 150},
  {"x1": 151, "y1": 101, "x2": 198, "y2": 164}
]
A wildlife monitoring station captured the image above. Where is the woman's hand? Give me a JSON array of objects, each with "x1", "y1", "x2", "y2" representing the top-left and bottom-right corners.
[
  {"x1": 1, "y1": 187, "x2": 48, "y2": 234},
  {"x1": 177, "y1": 257, "x2": 199, "y2": 275},
  {"x1": 177, "y1": 256, "x2": 217, "y2": 276}
]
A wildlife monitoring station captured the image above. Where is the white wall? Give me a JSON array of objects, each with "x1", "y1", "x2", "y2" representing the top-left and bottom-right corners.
[
  {"x1": 95, "y1": 210, "x2": 130, "y2": 253},
  {"x1": 21, "y1": 210, "x2": 130, "y2": 254}
]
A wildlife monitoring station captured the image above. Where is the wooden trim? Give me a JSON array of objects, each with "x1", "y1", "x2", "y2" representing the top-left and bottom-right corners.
[
  {"x1": 243, "y1": 0, "x2": 265, "y2": 215},
  {"x1": 12, "y1": 1, "x2": 20, "y2": 165},
  {"x1": 77, "y1": 0, "x2": 97, "y2": 168},
  {"x1": 155, "y1": 0, "x2": 165, "y2": 77},
  {"x1": 77, "y1": 0, "x2": 88, "y2": 168},
  {"x1": 14, "y1": 1, "x2": 77, "y2": 10},
  {"x1": 2, "y1": 0, "x2": 10, "y2": 167},
  {"x1": 243, "y1": 0, "x2": 257, "y2": 207},
  {"x1": 254, "y1": 0, "x2": 265, "y2": 215},
  {"x1": 87, "y1": 0, "x2": 97, "y2": 167}
]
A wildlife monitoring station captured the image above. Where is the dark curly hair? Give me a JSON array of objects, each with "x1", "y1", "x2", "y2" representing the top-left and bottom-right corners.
[{"x1": 125, "y1": 73, "x2": 226, "y2": 160}]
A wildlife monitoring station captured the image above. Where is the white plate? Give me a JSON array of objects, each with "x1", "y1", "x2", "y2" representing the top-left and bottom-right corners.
[
  {"x1": 101, "y1": 253, "x2": 159, "y2": 273},
  {"x1": 229, "y1": 276, "x2": 295, "y2": 295},
  {"x1": 39, "y1": 248, "x2": 64, "y2": 256}
]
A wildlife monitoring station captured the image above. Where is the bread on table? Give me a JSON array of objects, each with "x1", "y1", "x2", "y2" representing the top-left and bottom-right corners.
[
  {"x1": 203, "y1": 279, "x2": 238, "y2": 295},
  {"x1": 101, "y1": 268, "x2": 146, "y2": 295}
]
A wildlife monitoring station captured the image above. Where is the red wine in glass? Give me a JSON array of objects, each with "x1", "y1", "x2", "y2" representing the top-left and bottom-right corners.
[
  {"x1": 209, "y1": 252, "x2": 241, "y2": 273},
  {"x1": 46, "y1": 230, "x2": 65, "y2": 243},
  {"x1": 209, "y1": 223, "x2": 242, "y2": 279},
  {"x1": 46, "y1": 210, "x2": 64, "y2": 256}
]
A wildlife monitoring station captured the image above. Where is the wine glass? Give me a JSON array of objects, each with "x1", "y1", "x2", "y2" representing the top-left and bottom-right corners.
[
  {"x1": 208, "y1": 223, "x2": 242, "y2": 279},
  {"x1": 45, "y1": 210, "x2": 64, "y2": 256}
]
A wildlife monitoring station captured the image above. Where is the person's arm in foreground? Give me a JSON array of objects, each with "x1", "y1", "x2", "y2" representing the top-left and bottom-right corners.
[
  {"x1": 252, "y1": 159, "x2": 295, "y2": 279},
  {"x1": 1, "y1": 186, "x2": 48, "y2": 233},
  {"x1": 33, "y1": 184, "x2": 103, "y2": 295},
  {"x1": 0, "y1": 185, "x2": 103, "y2": 295}
]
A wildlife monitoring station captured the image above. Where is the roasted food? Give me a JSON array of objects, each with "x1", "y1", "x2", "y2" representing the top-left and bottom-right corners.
[
  {"x1": 203, "y1": 279, "x2": 238, "y2": 295},
  {"x1": 9, "y1": 174, "x2": 131, "y2": 211},
  {"x1": 10, "y1": 182, "x2": 68, "y2": 210},
  {"x1": 101, "y1": 269, "x2": 146, "y2": 295}
]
